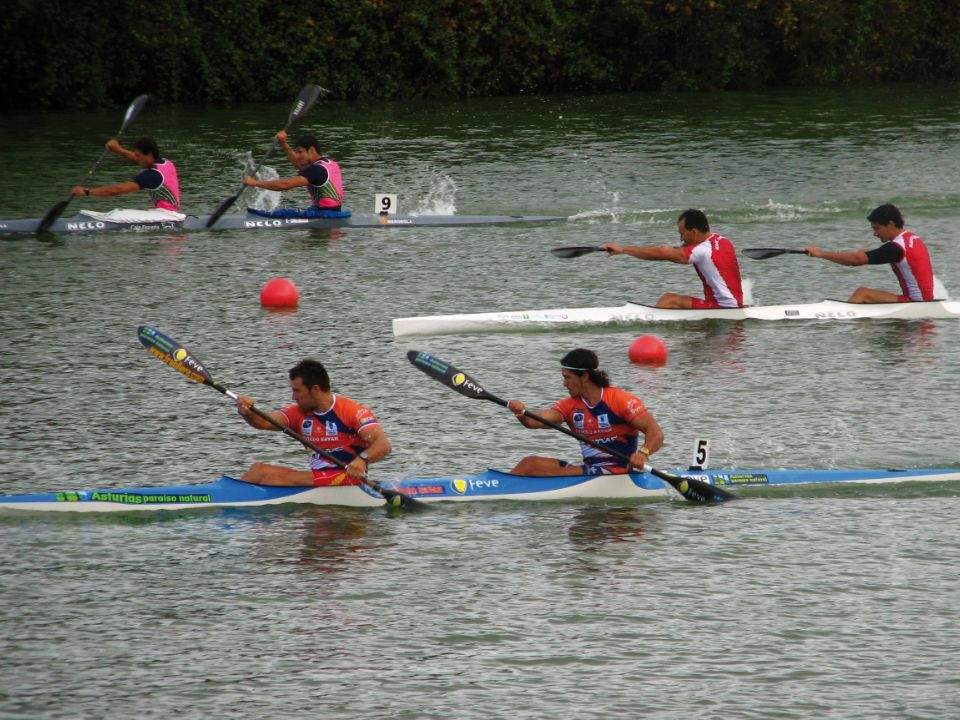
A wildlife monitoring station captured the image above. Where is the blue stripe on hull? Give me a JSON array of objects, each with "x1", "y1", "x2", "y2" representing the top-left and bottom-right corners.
[{"x1": 1, "y1": 467, "x2": 958, "y2": 512}]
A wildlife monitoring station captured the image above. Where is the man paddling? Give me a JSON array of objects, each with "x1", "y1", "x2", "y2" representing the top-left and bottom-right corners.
[
  {"x1": 600, "y1": 208, "x2": 744, "y2": 309},
  {"x1": 235, "y1": 359, "x2": 391, "y2": 486},
  {"x1": 505, "y1": 349, "x2": 663, "y2": 476},
  {"x1": 70, "y1": 137, "x2": 180, "y2": 212},
  {"x1": 242, "y1": 132, "x2": 344, "y2": 217},
  {"x1": 804, "y1": 204, "x2": 937, "y2": 303}
]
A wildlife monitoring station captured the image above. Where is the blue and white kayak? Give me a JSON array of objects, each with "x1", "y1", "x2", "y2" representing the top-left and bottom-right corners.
[
  {"x1": 1, "y1": 466, "x2": 958, "y2": 512},
  {"x1": 0, "y1": 210, "x2": 566, "y2": 237}
]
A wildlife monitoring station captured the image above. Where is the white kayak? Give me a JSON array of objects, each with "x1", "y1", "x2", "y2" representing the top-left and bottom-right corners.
[{"x1": 392, "y1": 299, "x2": 960, "y2": 336}]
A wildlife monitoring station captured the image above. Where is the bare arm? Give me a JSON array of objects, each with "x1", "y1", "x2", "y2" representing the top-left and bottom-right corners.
[
  {"x1": 106, "y1": 138, "x2": 138, "y2": 163},
  {"x1": 805, "y1": 246, "x2": 869, "y2": 266},
  {"x1": 71, "y1": 181, "x2": 141, "y2": 197},
  {"x1": 276, "y1": 130, "x2": 298, "y2": 165},
  {"x1": 602, "y1": 243, "x2": 688, "y2": 264},
  {"x1": 627, "y1": 411, "x2": 663, "y2": 469},
  {"x1": 235, "y1": 395, "x2": 288, "y2": 431},
  {"x1": 506, "y1": 400, "x2": 563, "y2": 429},
  {"x1": 243, "y1": 175, "x2": 308, "y2": 191},
  {"x1": 344, "y1": 425, "x2": 392, "y2": 480}
]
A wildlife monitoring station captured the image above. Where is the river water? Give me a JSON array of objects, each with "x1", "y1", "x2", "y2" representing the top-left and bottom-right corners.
[{"x1": 1, "y1": 85, "x2": 959, "y2": 718}]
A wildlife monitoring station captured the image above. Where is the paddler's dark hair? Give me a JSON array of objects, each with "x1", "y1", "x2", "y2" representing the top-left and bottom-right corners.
[
  {"x1": 867, "y1": 203, "x2": 904, "y2": 229},
  {"x1": 560, "y1": 349, "x2": 610, "y2": 387},
  {"x1": 678, "y1": 208, "x2": 709, "y2": 232},
  {"x1": 294, "y1": 135, "x2": 321, "y2": 153},
  {"x1": 289, "y1": 359, "x2": 330, "y2": 391},
  {"x1": 132, "y1": 137, "x2": 161, "y2": 160}
]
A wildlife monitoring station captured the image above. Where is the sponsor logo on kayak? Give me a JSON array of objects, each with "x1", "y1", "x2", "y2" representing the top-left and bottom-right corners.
[
  {"x1": 87, "y1": 491, "x2": 214, "y2": 504},
  {"x1": 244, "y1": 219, "x2": 284, "y2": 228},
  {"x1": 814, "y1": 310, "x2": 857, "y2": 319},
  {"x1": 712, "y1": 473, "x2": 768, "y2": 486},
  {"x1": 407, "y1": 484, "x2": 445, "y2": 495},
  {"x1": 65, "y1": 221, "x2": 107, "y2": 231},
  {"x1": 451, "y1": 477, "x2": 501, "y2": 494},
  {"x1": 56, "y1": 491, "x2": 81, "y2": 502}
]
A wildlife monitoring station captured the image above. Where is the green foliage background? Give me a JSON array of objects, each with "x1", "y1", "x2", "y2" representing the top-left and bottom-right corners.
[{"x1": 3, "y1": 0, "x2": 958, "y2": 109}]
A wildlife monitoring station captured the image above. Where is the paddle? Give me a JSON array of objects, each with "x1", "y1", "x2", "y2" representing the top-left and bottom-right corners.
[
  {"x1": 205, "y1": 84, "x2": 325, "y2": 228},
  {"x1": 551, "y1": 245, "x2": 608, "y2": 259},
  {"x1": 406, "y1": 350, "x2": 735, "y2": 504},
  {"x1": 137, "y1": 325, "x2": 426, "y2": 510},
  {"x1": 36, "y1": 94, "x2": 150, "y2": 234},
  {"x1": 742, "y1": 248, "x2": 809, "y2": 260}
]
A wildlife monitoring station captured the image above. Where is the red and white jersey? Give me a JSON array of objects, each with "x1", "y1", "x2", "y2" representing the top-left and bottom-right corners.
[
  {"x1": 279, "y1": 395, "x2": 379, "y2": 477},
  {"x1": 552, "y1": 386, "x2": 649, "y2": 468},
  {"x1": 891, "y1": 231, "x2": 934, "y2": 301},
  {"x1": 682, "y1": 234, "x2": 744, "y2": 308}
]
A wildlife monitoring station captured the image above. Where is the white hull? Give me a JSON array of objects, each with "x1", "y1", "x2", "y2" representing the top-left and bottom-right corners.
[{"x1": 392, "y1": 300, "x2": 960, "y2": 336}]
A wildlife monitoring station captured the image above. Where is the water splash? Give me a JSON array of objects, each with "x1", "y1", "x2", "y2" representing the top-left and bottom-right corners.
[
  {"x1": 411, "y1": 173, "x2": 457, "y2": 215},
  {"x1": 741, "y1": 277, "x2": 755, "y2": 306},
  {"x1": 240, "y1": 151, "x2": 281, "y2": 211}
]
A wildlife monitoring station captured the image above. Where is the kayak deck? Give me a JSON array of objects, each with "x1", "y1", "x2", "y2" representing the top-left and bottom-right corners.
[
  {"x1": 1, "y1": 466, "x2": 958, "y2": 512},
  {"x1": 392, "y1": 299, "x2": 960, "y2": 336},
  {"x1": 0, "y1": 210, "x2": 566, "y2": 236}
]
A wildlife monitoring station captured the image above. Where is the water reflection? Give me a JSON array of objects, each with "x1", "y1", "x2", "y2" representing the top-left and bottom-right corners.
[
  {"x1": 295, "y1": 507, "x2": 376, "y2": 572},
  {"x1": 567, "y1": 505, "x2": 652, "y2": 550}
]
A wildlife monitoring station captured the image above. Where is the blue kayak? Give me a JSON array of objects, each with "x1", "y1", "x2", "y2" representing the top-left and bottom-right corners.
[{"x1": 1, "y1": 466, "x2": 958, "y2": 512}]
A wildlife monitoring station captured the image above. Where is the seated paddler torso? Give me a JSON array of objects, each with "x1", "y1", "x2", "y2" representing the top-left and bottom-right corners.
[{"x1": 242, "y1": 131, "x2": 345, "y2": 218}]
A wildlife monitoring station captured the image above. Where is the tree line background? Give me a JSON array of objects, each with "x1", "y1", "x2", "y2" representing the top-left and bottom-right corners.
[{"x1": 3, "y1": 0, "x2": 959, "y2": 110}]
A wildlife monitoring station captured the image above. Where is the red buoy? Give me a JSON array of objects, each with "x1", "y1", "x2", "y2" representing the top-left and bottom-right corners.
[
  {"x1": 628, "y1": 335, "x2": 668, "y2": 365},
  {"x1": 260, "y1": 277, "x2": 299, "y2": 309}
]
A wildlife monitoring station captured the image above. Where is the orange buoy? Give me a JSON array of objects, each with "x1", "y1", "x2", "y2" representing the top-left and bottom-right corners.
[
  {"x1": 628, "y1": 334, "x2": 668, "y2": 365},
  {"x1": 260, "y1": 277, "x2": 299, "y2": 309}
]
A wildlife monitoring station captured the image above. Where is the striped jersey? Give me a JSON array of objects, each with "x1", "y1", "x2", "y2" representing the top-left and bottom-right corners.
[
  {"x1": 552, "y1": 386, "x2": 649, "y2": 469},
  {"x1": 682, "y1": 233, "x2": 744, "y2": 308},
  {"x1": 279, "y1": 395, "x2": 379, "y2": 483}
]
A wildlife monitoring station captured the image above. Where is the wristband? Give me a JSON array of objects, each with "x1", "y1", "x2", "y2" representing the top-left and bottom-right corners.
[{"x1": 639, "y1": 447, "x2": 651, "y2": 456}]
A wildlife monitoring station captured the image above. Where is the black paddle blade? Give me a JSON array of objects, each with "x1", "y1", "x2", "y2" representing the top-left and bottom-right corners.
[
  {"x1": 137, "y1": 325, "x2": 214, "y2": 387},
  {"x1": 649, "y1": 467, "x2": 735, "y2": 503},
  {"x1": 372, "y1": 481, "x2": 431, "y2": 511},
  {"x1": 742, "y1": 247, "x2": 808, "y2": 260},
  {"x1": 205, "y1": 191, "x2": 241, "y2": 227},
  {"x1": 407, "y1": 350, "x2": 500, "y2": 404},
  {"x1": 35, "y1": 198, "x2": 73, "y2": 234},
  {"x1": 550, "y1": 245, "x2": 605, "y2": 259},
  {"x1": 289, "y1": 84, "x2": 324, "y2": 124},
  {"x1": 121, "y1": 94, "x2": 150, "y2": 132}
]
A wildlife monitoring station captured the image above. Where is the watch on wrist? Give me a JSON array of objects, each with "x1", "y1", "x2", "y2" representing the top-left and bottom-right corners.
[{"x1": 359, "y1": 451, "x2": 370, "y2": 464}]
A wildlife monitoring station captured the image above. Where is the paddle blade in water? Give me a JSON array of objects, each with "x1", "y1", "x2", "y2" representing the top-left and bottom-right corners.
[
  {"x1": 407, "y1": 350, "x2": 497, "y2": 403},
  {"x1": 742, "y1": 248, "x2": 807, "y2": 260},
  {"x1": 36, "y1": 198, "x2": 73, "y2": 234},
  {"x1": 137, "y1": 326, "x2": 213, "y2": 386},
  {"x1": 205, "y1": 192, "x2": 241, "y2": 227},
  {"x1": 550, "y1": 246, "x2": 604, "y2": 259}
]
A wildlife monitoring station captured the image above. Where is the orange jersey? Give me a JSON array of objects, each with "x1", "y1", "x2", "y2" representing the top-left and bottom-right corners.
[
  {"x1": 279, "y1": 395, "x2": 379, "y2": 485},
  {"x1": 552, "y1": 386, "x2": 648, "y2": 469}
]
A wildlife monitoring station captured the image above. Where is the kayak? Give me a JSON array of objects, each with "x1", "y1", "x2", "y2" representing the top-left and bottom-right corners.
[
  {"x1": 0, "y1": 210, "x2": 566, "y2": 236},
  {"x1": 1, "y1": 466, "x2": 958, "y2": 512},
  {"x1": 392, "y1": 299, "x2": 960, "y2": 336}
]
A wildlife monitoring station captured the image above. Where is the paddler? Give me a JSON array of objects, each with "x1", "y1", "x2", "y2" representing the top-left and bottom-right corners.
[
  {"x1": 235, "y1": 359, "x2": 391, "y2": 486},
  {"x1": 600, "y1": 208, "x2": 744, "y2": 309},
  {"x1": 70, "y1": 137, "x2": 180, "y2": 212},
  {"x1": 804, "y1": 203, "x2": 937, "y2": 303},
  {"x1": 505, "y1": 349, "x2": 663, "y2": 476},
  {"x1": 242, "y1": 131, "x2": 345, "y2": 218}
]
